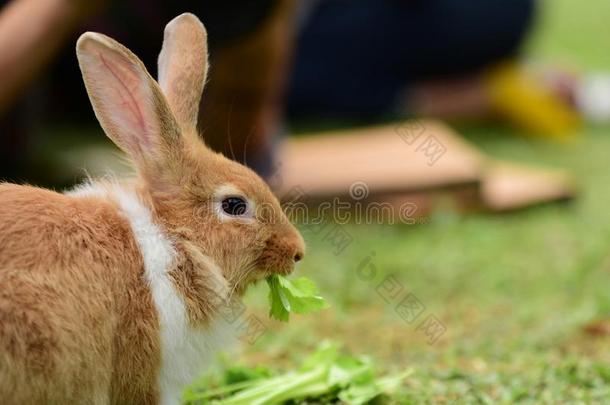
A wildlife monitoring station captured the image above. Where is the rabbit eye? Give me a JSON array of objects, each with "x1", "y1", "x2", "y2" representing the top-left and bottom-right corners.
[{"x1": 221, "y1": 197, "x2": 248, "y2": 216}]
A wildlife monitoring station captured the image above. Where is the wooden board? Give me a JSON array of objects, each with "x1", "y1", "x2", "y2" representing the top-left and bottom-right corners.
[
  {"x1": 277, "y1": 121, "x2": 484, "y2": 199},
  {"x1": 275, "y1": 120, "x2": 577, "y2": 216},
  {"x1": 481, "y1": 162, "x2": 575, "y2": 211}
]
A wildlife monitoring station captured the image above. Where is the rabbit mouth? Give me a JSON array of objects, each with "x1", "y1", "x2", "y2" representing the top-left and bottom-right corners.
[
  {"x1": 228, "y1": 261, "x2": 294, "y2": 297},
  {"x1": 251, "y1": 234, "x2": 300, "y2": 277},
  {"x1": 228, "y1": 260, "x2": 291, "y2": 295},
  {"x1": 254, "y1": 251, "x2": 296, "y2": 277},
  {"x1": 264, "y1": 263, "x2": 295, "y2": 277}
]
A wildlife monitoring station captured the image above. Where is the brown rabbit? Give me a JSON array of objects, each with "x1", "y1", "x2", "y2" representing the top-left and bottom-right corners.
[{"x1": 0, "y1": 13, "x2": 304, "y2": 405}]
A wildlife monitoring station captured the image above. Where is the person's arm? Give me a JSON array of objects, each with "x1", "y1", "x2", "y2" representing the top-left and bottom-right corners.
[{"x1": 0, "y1": 0, "x2": 103, "y2": 113}]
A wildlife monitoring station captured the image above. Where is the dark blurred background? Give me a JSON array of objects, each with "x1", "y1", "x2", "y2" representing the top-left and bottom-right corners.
[{"x1": 0, "y1": 0, "x2": 550, "y2": 186}]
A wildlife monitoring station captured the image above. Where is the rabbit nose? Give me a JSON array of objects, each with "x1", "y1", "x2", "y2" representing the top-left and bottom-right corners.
[
  {"x1": 293, "y1": 236, "x2": 305, "y2": 263},
  {"x1": 287, "y1": 223, "x2": 305, "y2": 263}
]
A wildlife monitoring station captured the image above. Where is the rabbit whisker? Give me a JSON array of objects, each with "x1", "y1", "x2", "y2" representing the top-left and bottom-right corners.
[
  {"x1": 226, "y1": 101, "x2": 237, "y2": 161},
  {"x1": 242, "y1": 126, "x2": 257, "y2": 167},
  {"x1": 227, "y1": 261, "x2": 258, "y2": 300}
]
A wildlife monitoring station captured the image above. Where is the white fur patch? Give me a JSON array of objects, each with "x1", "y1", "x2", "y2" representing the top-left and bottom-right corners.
[
  {"x1": 66, "y1": 181, "x2": 108, "y2": 198},
  {"x1": 68, "y1": 182, "x2": 236, "y2": 405}
]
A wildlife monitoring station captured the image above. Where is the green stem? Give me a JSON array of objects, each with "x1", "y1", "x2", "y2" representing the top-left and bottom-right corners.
[{"x1": 183, "y1": 379, "x2": 261, "y2": 403}]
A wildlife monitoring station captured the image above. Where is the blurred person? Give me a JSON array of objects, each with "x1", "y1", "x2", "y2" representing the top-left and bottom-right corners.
[
  {"x1": 287, "y1": 0, "x2": 540, "y2": 123},
  {"x1": 0, "y1": 0, "x2": 293, "y2": 184}
]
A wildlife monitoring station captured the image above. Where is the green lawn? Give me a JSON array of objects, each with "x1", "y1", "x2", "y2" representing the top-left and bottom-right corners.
[{"x1": 231, "y1": 1, "x2": 610, "y2": 403}]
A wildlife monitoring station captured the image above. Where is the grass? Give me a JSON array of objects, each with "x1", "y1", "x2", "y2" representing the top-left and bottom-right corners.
[{"x1": 224, "y1": 1, "x2": 610, "y2": 403}]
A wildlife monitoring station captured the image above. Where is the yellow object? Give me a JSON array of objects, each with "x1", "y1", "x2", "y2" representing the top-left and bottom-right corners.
[{"x1": 485, "y1": 62, "x2": 581, "y2": 141}]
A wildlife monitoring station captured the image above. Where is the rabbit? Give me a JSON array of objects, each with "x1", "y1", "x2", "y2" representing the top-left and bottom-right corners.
[{"x1": 0, "y1": 13, "x2": 305, "y2": 405}]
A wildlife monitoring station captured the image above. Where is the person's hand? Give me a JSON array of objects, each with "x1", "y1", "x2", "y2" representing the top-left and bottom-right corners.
[{"x1": 0, "y1": 0, "x2": 112, "y2": 113}]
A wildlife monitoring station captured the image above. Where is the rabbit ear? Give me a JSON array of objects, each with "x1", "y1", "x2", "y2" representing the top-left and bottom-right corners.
[
  {"x1": 76, "y1": 32, "x2": 181, "y2": 165},
  {"x1": 157, "y1": 13, "x2": 208, "y2": 131}
]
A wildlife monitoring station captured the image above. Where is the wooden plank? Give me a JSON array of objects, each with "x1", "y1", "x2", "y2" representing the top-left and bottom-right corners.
[
  {"x1": 481, "y1": 162, "x2": 575, "y2": 211},
  {"x1": 276, "y1": 120, "x2": 577, "y2": 218},
  {"x1": 278, "y1": 121, "x2": 484, "y2": 198}
]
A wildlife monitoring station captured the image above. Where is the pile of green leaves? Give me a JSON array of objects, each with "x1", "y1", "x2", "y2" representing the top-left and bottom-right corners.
[
  {"x1": 266, "y1": 275, "x2": 329, "y2": 322},
  {"x1": 183, "y1": 342, "x2": 411, "y2": 404}
]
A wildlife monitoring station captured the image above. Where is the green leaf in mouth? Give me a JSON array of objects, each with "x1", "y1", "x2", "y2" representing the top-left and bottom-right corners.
[{"x1": 266, "y1": 275, "x2": 329, "y2": 322}]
